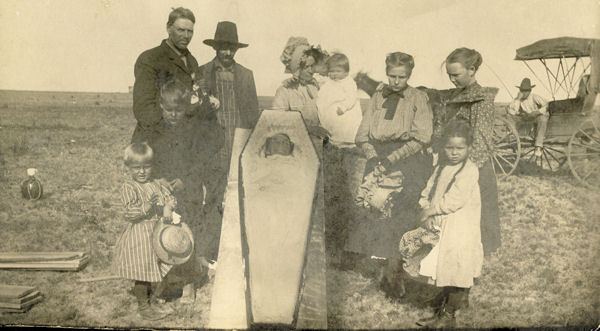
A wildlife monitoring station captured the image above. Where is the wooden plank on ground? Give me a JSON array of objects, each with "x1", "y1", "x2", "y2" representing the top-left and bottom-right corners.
[
  {"x1": 0, "y1": 295, "x2": 43, "y2": 313},
  {"x1": 0, "y1": 252, "x2": 85, "y2": 263},
  {"x1": 295, "y1": 138, "x2": 327, "y2": 329},
  {"x1": 208, "y1": 128, "x2": 251, "y2": 330},
  {"x1": 0, "y1": 285, "x2": 35, "y2": 300},
  {"x1": 0, "y1": 291, "x2": 40, "y2": 304},
  {"x1": 0, "y1": 293, "x2": 42, "y2": 309}
]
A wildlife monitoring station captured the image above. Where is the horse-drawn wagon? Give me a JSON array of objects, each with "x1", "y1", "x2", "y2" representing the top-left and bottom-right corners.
[{"x1": 491, "y1": 37, "x2": 600, "y2": 188}]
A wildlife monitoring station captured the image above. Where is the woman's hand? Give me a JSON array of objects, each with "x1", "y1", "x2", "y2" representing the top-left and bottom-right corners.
[
  {"x1": 399, "y1": 132, "x2": 412, "y2": 141},
  {"x1": 373, "y1": 164, "x2": 386, "y2": 178},
  {"x1": 419, "y1": 207, "x2": 436, "y2": 223},
  {"x1": 423, "y1": 217, "x2": 435, "y2": 231}
]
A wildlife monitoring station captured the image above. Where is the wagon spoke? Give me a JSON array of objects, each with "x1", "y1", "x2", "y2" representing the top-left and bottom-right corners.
[
  {"x1": 494, "y1": 131, "x2": 511, "y2": 144},
  {"x1": 568, "y1": 152, "x2": 600, "y2": 158},
  {"x1": 578, "y1": 128, "x2": 600, "y2": 145},
  {"x1": 542, "y1": 149, "x2": 559, "y2": 171},
  {"x1": 544, "y1": 145, "x2": 566, "y2": 154},
  {"x1": 495, "y1": 152, "x2": 515, "y2": 167},
  {"x1": 544, "y1": 148, "x2": 564, "y2": 165},
  {"x1": 570, "y1": 142, "x2": 600, "y2": 153},
  {"x1": 495, "y1": 141, "x2": 519, "y2": 149},
  {"x1": 493, "y1": 155, "x2": 507, "y2": 175},
  {"x1": 581, "y1": 163, "x2": 600, "y2": 180}
]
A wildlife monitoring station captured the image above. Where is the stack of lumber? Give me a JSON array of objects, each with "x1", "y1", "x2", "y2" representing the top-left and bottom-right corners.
[
  {"x1": 0, "y1": 252, "x2": 90, "y2": 271},
  {"x1": 0, "y1": 285, "x2": 43, "y2": 313}
]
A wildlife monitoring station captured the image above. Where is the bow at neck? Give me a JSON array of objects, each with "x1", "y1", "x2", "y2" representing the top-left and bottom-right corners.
[
  {"x1": 381, "y1": 85, "x2": 409, "y2": 120},
  {"x1": 382, "y1": 85, "x2": 407, "y2": 99}
]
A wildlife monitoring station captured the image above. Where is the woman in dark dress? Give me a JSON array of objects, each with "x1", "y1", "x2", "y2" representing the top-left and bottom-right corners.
[
  {"x1": 433, "y1": 47, "x2": 502, "y2": 256},
  {"x1": 345, "y1": 52, "x2": 433, "y2": 293}
]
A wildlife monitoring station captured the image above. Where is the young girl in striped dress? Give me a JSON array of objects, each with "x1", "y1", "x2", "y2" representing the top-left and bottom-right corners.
[
  {"x1": 399, "y1": 120, "x2": 483, "y2": 328},
  {"x1": 113, "y1": 142, "x2": 176, "y2": 321}
]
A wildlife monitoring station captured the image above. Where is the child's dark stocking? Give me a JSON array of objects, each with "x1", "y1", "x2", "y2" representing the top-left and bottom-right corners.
[
  {"x1": 445, "y1": 286, "x2": 470, "y2": 313},
  {"x1": 133, "y1": 281, "x2": 151, "y2": 309},
  {"x1": 133, "y1": 281, "x2": 167, "y2": 320}
]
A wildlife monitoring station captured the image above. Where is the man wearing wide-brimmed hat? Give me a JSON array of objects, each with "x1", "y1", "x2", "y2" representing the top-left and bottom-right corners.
[
  {"x1": 197, "y1": 20, "x2": 259, "y2": 280},
  {"x1": 508, "y1": 78, "x2": 549, "y2": 157}
]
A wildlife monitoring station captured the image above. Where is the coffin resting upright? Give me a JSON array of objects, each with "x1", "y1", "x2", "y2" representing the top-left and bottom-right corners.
[{"x1": 240, "y1": 110, "x2": 320, "y2": 326}]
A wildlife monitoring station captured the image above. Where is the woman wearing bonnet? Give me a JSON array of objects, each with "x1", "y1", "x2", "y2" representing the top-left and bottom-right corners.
[{"x1": 272, "y1": 37, "x2": 330, "y2": 138}]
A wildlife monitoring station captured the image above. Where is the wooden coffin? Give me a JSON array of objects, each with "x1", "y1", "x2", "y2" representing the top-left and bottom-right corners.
[
  {"x1": 208, "y1": 128, "x2": 251, "y2": 329},
  {"x1": 240, "y1": 110, "x2": 320, "y2": 325}
]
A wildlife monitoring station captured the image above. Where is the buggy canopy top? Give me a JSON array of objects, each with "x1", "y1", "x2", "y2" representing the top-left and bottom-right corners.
[{"x1": 515, "y1": 37, "x2": 600, "y2": 60}]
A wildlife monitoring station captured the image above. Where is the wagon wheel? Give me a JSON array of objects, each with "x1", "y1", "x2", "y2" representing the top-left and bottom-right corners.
[
  {"x1": 520, "y1": 127, "x2": 567, "y2": 172},
  {"x1": 567, "y1": 117, "x2": 600, "y2": 189},
  {"x1": 491, "y1": 117, "x2": 521, "y2": 177}
]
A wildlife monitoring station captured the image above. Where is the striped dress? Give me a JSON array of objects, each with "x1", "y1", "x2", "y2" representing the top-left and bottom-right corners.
[{"x1": 112, "y1": 179, "x2": 174, "y2": 282}]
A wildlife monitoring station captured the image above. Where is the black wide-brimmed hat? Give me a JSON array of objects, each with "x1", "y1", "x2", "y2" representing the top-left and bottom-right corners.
[
  {"x1": 203, "y1": 21, "x2": 248, "y2": 48},
  {"x1": 517, "y1": 78, "x2": 536, "y2": 91}
]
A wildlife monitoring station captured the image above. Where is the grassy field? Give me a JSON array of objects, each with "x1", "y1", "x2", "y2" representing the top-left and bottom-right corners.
[{"x1": 0, "y1": 90, "x2": 599, "y2": 328}]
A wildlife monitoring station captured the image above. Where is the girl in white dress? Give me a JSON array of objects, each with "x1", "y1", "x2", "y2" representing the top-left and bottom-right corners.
[{"x1": 400, "y1": 120, "x2": 483, "y2": 328}]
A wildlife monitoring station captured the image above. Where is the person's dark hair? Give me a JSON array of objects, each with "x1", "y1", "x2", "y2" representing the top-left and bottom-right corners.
[
  {"x1": 159, "y1": 78, "x2": 191, "y2": 108},
  {"x1": 445, "y1": 47, "x2": 483, "y2": 72},
  {"x1": 303, "y1": 46, "x2": 328, "y2": 67},
  {"x1": 441, "y1": 119, "x2": 474, "y2": 146},
  {"x1": 385, "y1": 52, "x2": 415, "y2": 75},
  {"x1": 326, "y1": 53, "x2": 350, "y2": 72},
  {"x1": 167, "y1": 7, "x2": 195, "y2": 27},
  {"x1": 428, "y1": 120, "x2": 473, "y2": 201}
]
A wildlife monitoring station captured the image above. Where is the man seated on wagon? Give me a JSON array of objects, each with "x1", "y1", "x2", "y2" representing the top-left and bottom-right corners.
[{"x1": 508, "y1": 78, "x2": 549, "y2": 157}]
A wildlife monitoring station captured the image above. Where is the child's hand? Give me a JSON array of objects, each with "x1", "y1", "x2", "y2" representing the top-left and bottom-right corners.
[
  {"x1": 163, "y1": 199, "x2": 177, "y2": 220},
  {"x1": 144, "y1": 193, "x2": 159, "y2": 214},
  {"x1": 336, "y1": 107, "x2": 344, "y2": 115},
  {"x1": 156, "y1": 178, "x2": 173, "y2": 191},
  {"x1": 209, "y1": 96, "x2": 220, "y2": 109}
]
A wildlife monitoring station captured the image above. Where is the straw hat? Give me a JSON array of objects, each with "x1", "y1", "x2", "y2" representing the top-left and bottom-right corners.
[{"x1": 152, "y1": 219, "x2": 194, "y2": 265}]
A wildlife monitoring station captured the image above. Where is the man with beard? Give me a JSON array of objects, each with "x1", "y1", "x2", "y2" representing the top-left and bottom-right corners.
[{"x1": 197, "y1": 21, "x2": 260, "y2": 264}]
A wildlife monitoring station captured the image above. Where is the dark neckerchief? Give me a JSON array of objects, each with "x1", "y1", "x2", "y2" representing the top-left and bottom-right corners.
[{"x1": 381, "y1": 85, "x2": 408, "y2": 120}]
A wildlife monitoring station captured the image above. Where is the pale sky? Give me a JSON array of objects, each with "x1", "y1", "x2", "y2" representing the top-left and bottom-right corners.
[{"x1": 0, "y1": 0, "x2": 598, "y2": 102}]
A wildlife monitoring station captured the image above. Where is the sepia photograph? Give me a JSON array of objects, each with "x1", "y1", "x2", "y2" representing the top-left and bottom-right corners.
[{"x1": 0, "y1": 0, "x2": 599, "y2": 329}]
